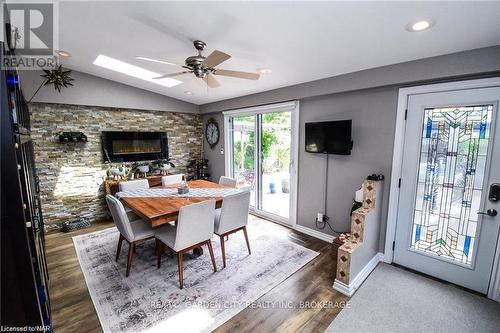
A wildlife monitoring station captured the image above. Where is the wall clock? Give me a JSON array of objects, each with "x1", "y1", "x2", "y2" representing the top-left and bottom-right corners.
[{"x1": 205, "y1": 118, "x2": 220, "y2": 149}]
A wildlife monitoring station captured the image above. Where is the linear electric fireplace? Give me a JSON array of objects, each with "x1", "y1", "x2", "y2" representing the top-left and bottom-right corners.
[{"x1": 101, "y1": 131, "x2": 168, "y2": 162}]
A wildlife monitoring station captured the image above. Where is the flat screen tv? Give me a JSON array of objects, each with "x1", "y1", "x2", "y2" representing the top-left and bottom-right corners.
[{"x1": 305, "y1": 120, "x2": 353, "y2": 155}]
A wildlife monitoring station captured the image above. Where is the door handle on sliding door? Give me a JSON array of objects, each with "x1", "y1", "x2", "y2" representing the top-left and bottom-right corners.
[{"x1": 477, "y1": 209, "x2": 498, "y2": 217}]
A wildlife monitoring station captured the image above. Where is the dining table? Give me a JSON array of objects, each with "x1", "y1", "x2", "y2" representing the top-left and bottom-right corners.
[
  {"x1": 119, "y1": 179, "x2": 230, "y2": 228},
  {"x1": 118, "y1": 179, "x2": 241, "y2": 256}
]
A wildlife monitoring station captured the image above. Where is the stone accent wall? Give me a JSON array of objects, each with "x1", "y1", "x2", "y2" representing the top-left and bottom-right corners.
[{"x1": 29, "y1": 103, "x2": 203, "y2": 225}]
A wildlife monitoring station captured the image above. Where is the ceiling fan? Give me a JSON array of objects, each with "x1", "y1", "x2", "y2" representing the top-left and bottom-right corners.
[{"x1": 137, "y1": 40, "x2": 260, "y2": 88}]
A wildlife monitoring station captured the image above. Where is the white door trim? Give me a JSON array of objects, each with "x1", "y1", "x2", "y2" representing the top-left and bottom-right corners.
[
  {"x1": 384, "y1": 77, "x2": 500, "y2": 301},
  {"x1": 223, "y1": 101, "x2": 300, "y2": 228}
]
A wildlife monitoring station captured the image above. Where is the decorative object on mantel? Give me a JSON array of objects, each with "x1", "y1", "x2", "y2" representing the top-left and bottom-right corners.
[
  {"x1": 187, "y1": 158, "x2": 210, "y2": 180},
  {"x1": 56, "y1": 131, "x2": 87, "y2": 143},
  {"x1": 106, "y1": 164, "x2": 129, "y2": 181},
  {"x1": 153, "y1": 158, "x2": 176, "y2": 175},
  {"x1": 61, "y1": 217, "x2": 90, "y2": 233},
  {"x1": 28, "y1": 65, "x2": 74, "y2": 103},
  {"x1": 131, "y1": 161, "x2": 152, "y2": 178}
]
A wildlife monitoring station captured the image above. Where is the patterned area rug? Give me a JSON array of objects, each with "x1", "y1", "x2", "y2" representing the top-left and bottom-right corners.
[{"x1": 73, "y1": 220, "x2": 319, "y2": 333}]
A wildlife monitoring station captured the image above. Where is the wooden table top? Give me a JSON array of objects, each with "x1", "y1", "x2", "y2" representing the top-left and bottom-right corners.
[{"x1": 121, "y1": 179, "x2": 225, "y2": 228}]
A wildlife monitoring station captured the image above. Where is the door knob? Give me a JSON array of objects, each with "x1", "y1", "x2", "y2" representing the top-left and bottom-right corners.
[{"x1": 477, "y1": 209, "x2": 498, "y2": 217}]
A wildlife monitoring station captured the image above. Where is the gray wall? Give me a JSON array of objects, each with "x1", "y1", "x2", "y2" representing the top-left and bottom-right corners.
[
  {"x1": 20, "y1": 70, "x2": 199, "y2": 113},
  {"x1": 200, "y1": 46, "x2": 500, "y2": 252},
  {"x1": 202, "y1": 113, "x2": 226, "y2": 183},
  {"x1": 298, "y1": 88, "x2": 397, "y2": 237}
]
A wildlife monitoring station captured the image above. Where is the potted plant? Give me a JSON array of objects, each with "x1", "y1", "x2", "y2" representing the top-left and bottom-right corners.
[
  {"x1": 131, "y1": 161, "x2": 151, "y2": 177},
  {"x1": 106, "y1": 164, "x2": 127, "y2": 180},
  {"x1": 281, "y1": 178, "x2": 290, "y2": 193},
  {"x1": 153, "y1": 158, "x2": 176, "y2": 175},
  {"x1": 269, "y1": 180, "x2": 276, "y2": 194}
]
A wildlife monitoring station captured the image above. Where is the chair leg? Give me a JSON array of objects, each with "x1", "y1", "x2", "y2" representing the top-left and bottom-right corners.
[
  {"x1": 116, "y1": 234, "x2": 124, "y2": 262},
  {"x1": 177, "y1": 252, "x2": 184, "y2": 289},
  {"x1": 126, "y1": 242, "x2": 135, "y2": 277},
  {"x1": 219, "y1": 235, "x2": 226, "y2": 268},
  {"x1": 156, "y1": 239, "x2": 162, "y2": 269},
  {"x1": 243, "y1": 226, "x2": 251, "y2": 255},
  {"x1": 207, "y1": 240, "x2": 217, "y2": 272}
]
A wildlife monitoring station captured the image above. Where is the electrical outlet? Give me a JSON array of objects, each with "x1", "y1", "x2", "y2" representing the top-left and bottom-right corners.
[{"x1": 317, "y1": 213, "x2": 324, "y2": 222}]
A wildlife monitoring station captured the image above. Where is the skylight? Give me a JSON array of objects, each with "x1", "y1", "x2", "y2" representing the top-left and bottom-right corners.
[{"x1": 93, "y1": 55, "x2": 182, "y2": 88}]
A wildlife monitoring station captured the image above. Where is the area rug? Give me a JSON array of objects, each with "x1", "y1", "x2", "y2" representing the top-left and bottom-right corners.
[
  {"x1": 73, "y1": 220, "x2": 319, "y2": 333},
  {"x1": 325, "y1": 263, "x2": 500, "y2": 333}
]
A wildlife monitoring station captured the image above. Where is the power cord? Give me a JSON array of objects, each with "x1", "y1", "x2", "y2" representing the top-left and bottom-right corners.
[{"x1": 315, "y1": 154, "x2": 348, "y2": 234}]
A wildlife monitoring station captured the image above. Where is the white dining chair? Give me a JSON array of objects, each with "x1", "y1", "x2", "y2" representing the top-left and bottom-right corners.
[
  {"x1": 155, "y1": 200, "x2": 217, "y2": 289},
  {"x1": 106, "y1": 194, "x2": 155, "y2": 277},
  {"x1": 219, "y1": 176, "x2": 237, "y2": 188},
  {"x1": 117, "y1": 179, "x2": 149, "y2": 219},
  {"x1": 214, "y1": 190, "x2": 251, "y2": 268},
  {"x1": 118, "y1": 178, "x2": 149, "y2": 192},
  {"x1": 161, "y1": 174, "x2": 184, "y2": 186}
]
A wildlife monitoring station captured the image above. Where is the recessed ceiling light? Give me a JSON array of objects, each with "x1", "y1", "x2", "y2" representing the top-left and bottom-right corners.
[
  {"x1": 135, "y1": 56, "x2": 177, "y2": 66},
  {"x1": 258, "y1": 68, "x2": 272, "y2": 74},
  {"x1": 93, "y1": 55, "x2": 181, "y2": 88},
  {"x1": 56, "y1": 50, "x2": 71, "y2": 57},
  {"x1": 184, "y1": 91, "x2": 193, "y2": 95},
  {"x1": 406, "y1": 20, "x2": 433, "y2": 32}
]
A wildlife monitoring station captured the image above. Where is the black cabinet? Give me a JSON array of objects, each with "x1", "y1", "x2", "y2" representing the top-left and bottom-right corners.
[{"x1": 1, "y1": 41, "x2": 52, "y2": 331}]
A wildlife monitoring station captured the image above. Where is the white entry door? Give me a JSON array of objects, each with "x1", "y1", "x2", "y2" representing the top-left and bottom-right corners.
[{"x1": 394, "y1": 86, "x2": 500, "y2": 293}]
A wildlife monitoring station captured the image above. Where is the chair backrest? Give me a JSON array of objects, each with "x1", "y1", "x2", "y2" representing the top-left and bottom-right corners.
[
  {"x1": 119, "y1": 179, "x2": 149, "y2": 192},
  {"x1": 174, "y1": 200, "x2": 216, "y2": 251},
  {"x1": 162, "y1": 174, "x2": 184, "y2": 186},
  {"x1": 218, "y1": 190, "x2": 251, "y2": 234},
  {"x1": 219, "y1": 176, "x2": 237, "y2": 188},
  {"x1": 106, "y1": 194, "x2": 134, "y2": 241}
]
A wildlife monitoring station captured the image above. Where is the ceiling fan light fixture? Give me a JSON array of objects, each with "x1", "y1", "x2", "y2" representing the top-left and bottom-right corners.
[
  {"x1": 258, "y1": 68, "x2": 272, "y2": 74},
  {"x1": 93, "y1": 54, "x2": 181, "y2": 88},
  {"x1": 406, "y1": 20, "x2": 433, "y2": 32}
]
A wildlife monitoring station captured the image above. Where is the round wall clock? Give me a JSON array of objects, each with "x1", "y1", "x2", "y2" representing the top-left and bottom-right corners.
[{"x1": 205, "y1": 118, "x2": 220, "y2": 148}]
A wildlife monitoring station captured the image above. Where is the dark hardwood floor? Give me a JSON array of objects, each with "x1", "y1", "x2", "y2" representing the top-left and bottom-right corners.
[{"x1": 45, "y1": 216, "x2": 348, "y2": 332}]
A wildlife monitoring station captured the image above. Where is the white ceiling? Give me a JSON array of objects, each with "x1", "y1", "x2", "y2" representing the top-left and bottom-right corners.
[{"x1": 58, "y1": 1, "x2": 500, "y2": 105}]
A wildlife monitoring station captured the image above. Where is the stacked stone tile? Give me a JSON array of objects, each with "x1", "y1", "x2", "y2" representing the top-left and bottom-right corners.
[{"x1": 29, "y1": 103, "x2": 203, "y2": 226}]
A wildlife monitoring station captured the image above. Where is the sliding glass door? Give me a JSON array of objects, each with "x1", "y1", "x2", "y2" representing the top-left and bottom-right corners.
[
  {"x1": 226, "y1": 102, "x2": 297, "y2": 225},
  {"x1": 232, "y1": 115, "x2": 256, "y2": 207},
  {"x1": 260, "y1": 112, "x2": 291, "y2": 219}
]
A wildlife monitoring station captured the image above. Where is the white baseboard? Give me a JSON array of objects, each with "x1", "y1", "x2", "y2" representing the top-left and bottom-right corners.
[
  {"x1": 294, "y1": 224, "x2": 334, "y2": 243},
  {"x1": 333, "y1": 252, "x2": 383, "y2": 296}
]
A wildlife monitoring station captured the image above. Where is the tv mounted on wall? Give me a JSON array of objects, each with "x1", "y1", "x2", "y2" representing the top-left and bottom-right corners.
[
  {"x1": 305, "y1": 120, "x2": 353, "y2": 155},
  {"x1": 101, "y1": 131, "x2": 168, "y2": 162}
]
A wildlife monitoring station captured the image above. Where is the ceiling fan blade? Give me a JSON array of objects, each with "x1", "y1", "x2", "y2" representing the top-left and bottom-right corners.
[
  {"x1": 135, "y1": 56, "x2": 181, "y2": 67},
  {"x1": 214, "y1": 69, "x2": 260, "y2": 80},
  {"x1": 202, "y1": 74, "x2": 221, "y2": 88},
  {"x1": 202, "y1": 50, "x2": 231, "y2": 68},
  {"x1": 153, "y1": 71, "x2": 190, "y2": 79}
]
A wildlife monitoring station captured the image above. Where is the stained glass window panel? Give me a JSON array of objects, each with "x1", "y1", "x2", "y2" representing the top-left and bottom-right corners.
[{"x1": 410, "y1": 105, "x2": 493, "y2": 265}]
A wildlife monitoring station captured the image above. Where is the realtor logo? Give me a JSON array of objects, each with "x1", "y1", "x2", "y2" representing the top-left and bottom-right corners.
[{"x1": 3, "y1": 1, "x2": 58, "y2": 69}]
